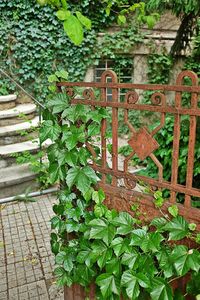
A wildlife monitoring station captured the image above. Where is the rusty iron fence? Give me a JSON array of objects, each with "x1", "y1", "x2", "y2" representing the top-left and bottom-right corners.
[{"x1": 58, "y1": 70, "x2": 200, "y2": 227}]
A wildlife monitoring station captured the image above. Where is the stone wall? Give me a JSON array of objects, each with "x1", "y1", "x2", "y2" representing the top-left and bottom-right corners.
[{"x1": 84, "y1": 12, "x2": 184, "y2": 86}]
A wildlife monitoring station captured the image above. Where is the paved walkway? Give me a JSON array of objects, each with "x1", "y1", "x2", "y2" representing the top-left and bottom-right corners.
[{"x1": 0, "y1": 194, "x2": 63, "y2": 300}]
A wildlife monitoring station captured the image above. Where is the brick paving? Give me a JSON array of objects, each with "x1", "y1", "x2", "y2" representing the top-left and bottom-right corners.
[{"x1": 0, "y1": 194, "x2": 64, "y2": 300}]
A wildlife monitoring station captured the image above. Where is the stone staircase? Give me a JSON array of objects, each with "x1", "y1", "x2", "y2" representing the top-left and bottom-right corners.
[{"x1": 0, "y1": 94, "x2": 42, "y2": 198}]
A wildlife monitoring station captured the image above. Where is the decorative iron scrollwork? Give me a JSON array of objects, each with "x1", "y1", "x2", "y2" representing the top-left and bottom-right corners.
[
  {"x1": 83, "y1": 88, "x2": 95, "y2": 100},
  {"x1": 66, "y1": 87, "x2": 75, "y2": 98},
  {"x1": 151, "y1": 92, "x2": 166, "y2": 106},
  {"x1": 125, "y1": 91, "x2": 139, "y2": 104}
]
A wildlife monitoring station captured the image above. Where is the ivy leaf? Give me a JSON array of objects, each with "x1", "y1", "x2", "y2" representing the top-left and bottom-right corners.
[
  {"x1": 51, "y1": 216, "x2": 61, "y2": 229},
  {"x1": 121, "y1": 271, "x2": 140, "y2": 299},
  {"x1": 121, "y1": 251, "x2": 139, "y2": 270},
  {"x1": 156, "y1": 248, "x2": 174, "y2": 278},
  {"x1": 146, "y1": 15, "x2": 156, "y2": 29},
  {"x1": 171, "y1": 245, "x2": 200, "y2": 276},
  {"x1": 66, "y1": 165, "x2": 99, "y2": 193},
  {"x1": 140, "y1": 232, "x2": 164, "y2": 253},
  {"x1": 62, "y1": 125, "x2": 85, "y2": 150},
  {"x1": 49, "y1": 162, "x2": 65, "y2": 183},
  {"x1": 57, "y1": 273, "x2": 72, "y2": 287},
  {"x1": 76, "y1": 11, "x2": 91, "y2": 30},
  {"x1": 63, "y1": 15, "x2": 83, "y2": 46},
  {"x1": 56, "y1": 9, "x2": 71, "y2": 21},
  {"x1": 89, "y1": 219, "x2": 116, "y2": 246},
  {"x1": 48, "y1": 93, "x2": 69, "y2": 114},
  {"x1": 150, "y1": 278, "x2": 173, "y2": 300},
  {"x1": 111, "y1": 237, "x2": 131, "y2": 257},
  {"x1": 88, "y1": 123, "x2": 100, "y2": 137},
  {"x1": 91, "y1": 241, "x2": 113, "y2": 269},
  {"x1": 106, "y1": 258, "x2": 121, "y2": 276},
  {"x1": 130, "y1": 228, "x2": 147, "y2": 246},
  {"x1": 63, "y1": 255, "x2": 73, "y2": 272},
  {"x1": 40, "y1": 120, "x2": 61, "y2": 143},
  {"x1": 63, "y1": 151, "x2": 77, "y2": 167},
  {"x1": 121, "y1": 271, "x2": 149, "y2": 299},
  {"x1": 117, "y1": 15, "x2": 126, "y2": 25},
  {"x1": 96, "y1": 273, "x2": 120, "y2": 298},
  {"x1": 150, "y1": 217, "x2": 167, "y2": 232},
  {"x1": 163, "y1": 216, "x2": 189, "y2": 240},
  {"x1": 92, "y1": 189, "x2": 105, "y2": 204},
  {"x1": 48, "y1": 74, "x2": 59, "y2": 82},
  {"x1": 112, "y1": 212, "x2": 136, "y2": 235},
  {"x1": 188, "y1": 223, "x2": 196, "y2": 231},
  {"x1": 168, "y1": 205, "x2": 179, "y2": 217},
  {"x1": 55, "y1": 251, "x2": 66, "y2": 264},
  {"x1": 55, "y1": 70, "x2": 68, "y2": 80}
]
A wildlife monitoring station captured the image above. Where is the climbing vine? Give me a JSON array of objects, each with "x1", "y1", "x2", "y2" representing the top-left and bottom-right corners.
[{"x1": 39, "y1": 82, "x2": 200, "y2": 299}]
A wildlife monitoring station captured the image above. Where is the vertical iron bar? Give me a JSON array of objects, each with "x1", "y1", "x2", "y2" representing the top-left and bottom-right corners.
[
  {"x1": 184, "y1": 92, "x2": 198, "y2": 207},
  {"x1": 170, "y1": 92, "x2": 181, "y2": 203}
]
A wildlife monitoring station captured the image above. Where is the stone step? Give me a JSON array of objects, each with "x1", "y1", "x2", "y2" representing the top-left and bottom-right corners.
[
  {"x1": 0, "y1": 94, "x2": 17, "y2": 110},
  {"x1": 0, "y1": 116, "x2": 39, "y2": 145},
  {"x1": 0, "y1": 163, "x2": 39, "y2": 198},
  {"x1": 0, "y1": 138, "x2": 52, "y2": 167},
  {"x1": 0, "y1": 103, "x2": 37, "y2": 126}
]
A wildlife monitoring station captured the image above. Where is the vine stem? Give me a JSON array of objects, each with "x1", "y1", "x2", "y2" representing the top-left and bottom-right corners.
[{"x1": 169, "y1": 276, "x2": 182, "y2": 283}]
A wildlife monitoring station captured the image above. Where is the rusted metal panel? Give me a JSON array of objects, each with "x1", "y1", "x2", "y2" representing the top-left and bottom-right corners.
[{"x1": 59, "y1": 69, "x2": 200, "y2": 224}]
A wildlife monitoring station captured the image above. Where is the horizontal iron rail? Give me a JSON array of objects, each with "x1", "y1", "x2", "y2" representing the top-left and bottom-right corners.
[
  {"x1": 71, "y1": 99, "x2": 200, "y2": 116},
  {"x1": 92, "y1": 165, "x2": 200, "y2": 199},
  {"x1": 58, "y1": 81, "x2": 200, "y2": 93}
]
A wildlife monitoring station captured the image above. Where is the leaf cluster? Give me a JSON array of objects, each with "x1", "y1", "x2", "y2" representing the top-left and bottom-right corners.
[{"x1": 41, "y1": 87, "x2": 200, "y2": 299}]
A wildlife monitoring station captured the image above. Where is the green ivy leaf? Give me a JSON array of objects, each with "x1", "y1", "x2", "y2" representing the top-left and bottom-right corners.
[
  {"x1": 92, "y1": 189, "x2": 105, "y2": 204},
  {"x1": 48, "y1": 74, "x2": 59, "y2": 82},
  {"x1": 112, "y1": 212, "x2": 136, "y2": 235},
  {"x1": 62, "y1": 125, "x2": 85, "y2": 150},
  {"x1": 55, "y1": 70, "x2": 68, "y2": 80},
  {"x1": 111, "y1": 237, "x2": 131, "y2": 257},
  {"x1": 130, "y1": 228, "x2": 147, "y2": 246},
  {"x1": 150, "y1": 217, "x2": 167, "y2": 232},
  {"x1": 121, "y1": 251, "x2": 139, "y2": 270},
  {"x1": 121, "y1": 271, "x2": 150, "y2": 299},
  {"x1": 55, "y1": 251, "x2": 66, "y2": 264},
  {"x1": 96, "y1": 273, "x2": 120, "y2": 298},
  {"x1": 168, "y1": 205, "x2": 179, "y2": 217},
  {"x1": 48, "y1": 93, "x2": 69, "y2": 114},
  {"x1": 57, "y1": 273, "x2": 72, "y2": 287},
  {"x1": 140, "y1": 232, "x2": 164, "y2": 253},
  {"x1": 89, "y1": 219, "x2": 116, "y2": 246},
  {"x1": 117, "y1": 15, "x2": 126, "y2": 25},
  {"x1": 106, "y1": 258, "x2": 121, "y2": 276},
  {"x1": 40, "y1": 120, "x2": 61, "y2": 143},
  {"x1": 76, "y1": 11, "x2": 91, "y2": 30},
  {"x1": 150, "y1": 278, "x2": 173, "y2": 300},
  {"x1": 63, "y1": 15, "x2": 83, "y2": 46},
  {"x1": 163, "y1": 216, "x2": 189, "y2": 240},
  {"x1": 63, "y1": 255, "x2": 73, "y2": 272},
  {"x1": 51, "y1": 216, "x2": 61, "y2": 229},
  {"x1": 66, "y1": 166, "x2": 98, "y2": 194},
  {"x1": 88, "y1": 123, "x2": 100, "y2": 137},
  {"x1": 171, "y1": 245, "x2": 200, "y2": 276},
  {"x1": 188, "y1": 223, "x2": 197, "y2": 231},
  {"x1": 56, "y1": 9, "x2": 71, "y2": 21},
  {"x1": 156, "y1": 248, "x2": 174, "y2": 278}
]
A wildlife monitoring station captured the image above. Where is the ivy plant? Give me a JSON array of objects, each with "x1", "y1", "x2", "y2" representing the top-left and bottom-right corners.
[{"x1": 40, "y1": 80, "x2": 200, "y2": 299}]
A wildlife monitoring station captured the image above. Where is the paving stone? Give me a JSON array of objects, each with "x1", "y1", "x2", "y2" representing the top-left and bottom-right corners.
[{"x1": 1, "y1": 194, "x2": 64, "y2": 299}]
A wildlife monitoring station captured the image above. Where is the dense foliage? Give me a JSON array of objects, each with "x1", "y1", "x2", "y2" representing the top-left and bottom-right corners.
[
  {"x1": 0, "y1": 0, "x2": 114, "y2": 98},
  {"x1": 39, "y1": 83, "x2": 200, "y2": 299}
]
